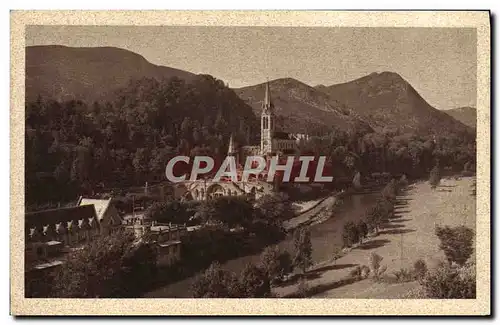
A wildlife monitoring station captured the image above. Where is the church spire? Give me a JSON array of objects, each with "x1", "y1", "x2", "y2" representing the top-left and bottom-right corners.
[
  {"x1": 264, "y1": 81, "x2": 271, "y2": 106},
  {"x1": 262, "y1": 80, "x2": 273, "y2": 112},
  {"x1": 228, "y1": 133, "x2": 235, "y2": 155}
]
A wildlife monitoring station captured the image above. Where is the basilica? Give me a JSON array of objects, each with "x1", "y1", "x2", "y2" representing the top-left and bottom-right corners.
[{"x1": 176, "y1": 82, "x2": 309, "y2": 201}]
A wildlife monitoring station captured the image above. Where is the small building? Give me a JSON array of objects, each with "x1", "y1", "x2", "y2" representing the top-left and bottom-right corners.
[
  {"x1": 77, "y1": 197, "x2": 122, "y2": 235},
  {"x1": 26, "y1": 198, "x2": 122, "y2": 273}
]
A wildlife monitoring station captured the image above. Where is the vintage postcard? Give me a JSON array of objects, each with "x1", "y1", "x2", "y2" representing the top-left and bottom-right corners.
[{"x1": 10, "y1": 11, "x2": 490, "y2": 315}]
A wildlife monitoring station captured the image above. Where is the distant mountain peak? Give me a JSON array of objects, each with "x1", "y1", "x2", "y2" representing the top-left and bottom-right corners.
[
  {"x1": 444, "y1": 106, "x2": 477, "y2": 128},
  {"x1": 313, "y1": 72, "x2": 473, "y2": 135}
]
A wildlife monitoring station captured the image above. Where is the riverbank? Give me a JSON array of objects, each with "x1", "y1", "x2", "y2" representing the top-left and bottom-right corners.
[
  {"x1": 144, "y1": 189, "x2": 380, "y2": 298},
  {"x1": 274, "y1": 177, "x2": 476, "y2": 298},
  {"x1": 284, "y1": 194, "x2": 338, "y2": 230}
]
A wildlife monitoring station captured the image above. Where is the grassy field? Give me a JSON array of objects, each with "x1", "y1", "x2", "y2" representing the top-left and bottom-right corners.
[{"x1": 274, "y1": 176, "x2": 476, "y2": 298}]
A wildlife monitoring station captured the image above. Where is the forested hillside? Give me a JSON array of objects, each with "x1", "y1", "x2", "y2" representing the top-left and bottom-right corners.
[{"x1": 25, "y1": 75, "x2": 259, "y2": 207}]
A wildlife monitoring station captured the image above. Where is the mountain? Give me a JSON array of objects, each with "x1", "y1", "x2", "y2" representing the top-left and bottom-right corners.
[
  {"x1": 233, "y1": 78, "x2": 372, "y2": 134},
  {"x1": 26, "y1": 45, "x2": 196, "y2": 103},
  {"x1": 314, "y1": 72, "x2": 473, "y2": 136},
  {"x1": 444, "y1": 107, "x2": 477, "y2": 128}
]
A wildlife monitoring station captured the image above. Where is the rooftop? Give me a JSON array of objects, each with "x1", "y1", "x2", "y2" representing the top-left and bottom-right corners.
[
  {"x1": 26, "y1": 205, "x2": 97, "y2": 228},
  {"x1": 77, "y1": 197, "x2": 112, "y2": 221}
]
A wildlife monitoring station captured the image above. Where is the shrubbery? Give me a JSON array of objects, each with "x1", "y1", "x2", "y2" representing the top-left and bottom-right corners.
[
  {"x1": 435, "y1": 225, "x2": 474, "y2": 266},
  {"x1": 421, "y1": 262, "x2": 476, "y2": 298}
]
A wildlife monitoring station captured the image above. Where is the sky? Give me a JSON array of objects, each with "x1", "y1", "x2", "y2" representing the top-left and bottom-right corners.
[{"x1": 26, "y1": 26, "x2": 477, "y2": 110}]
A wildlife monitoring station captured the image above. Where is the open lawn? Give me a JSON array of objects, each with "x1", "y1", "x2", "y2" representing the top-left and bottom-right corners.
[{"x1": 274, "y1": 177, "x2": 476, "y2": 298}]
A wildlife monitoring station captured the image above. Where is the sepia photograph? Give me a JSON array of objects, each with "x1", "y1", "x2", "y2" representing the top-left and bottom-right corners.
[{"x1": 10, "y1": 10, "x2": 490, "y2": 316}]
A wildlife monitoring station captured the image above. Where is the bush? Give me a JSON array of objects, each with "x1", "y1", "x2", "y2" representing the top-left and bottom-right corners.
[
  {"x1": 435, "y1": 225, "x2": 474, "y2": 266},
  {"x1": 413, "y1": 259, "x2": 428, "y2": 280},
  {"x1": 239, "y1": 263, "x2": 272, "y2": 298},
  {"x1": 394, "y1": 268, "x2": 413, "y2": 283},
  {"x1": 370, "y1": 252, "x2": 387, "y2": 281},
  {"x1": 190, "y1": 262, "x2": 241, "y2": 298},
  {"x1": 421, "y1": 262, "x2": 476, "y2": 298},
  {"x1": 349, "y1": 266, "x2": 362, "y2": 280},
  {"x1": 360, "y1": 265, "x2": 371, "y2": 279},
  {"x1": 350, "y1": 265, "x2": 370, "y2": 281},
  {"x1": 297, "y1": 278, "x2": 309, "y2": 298}
]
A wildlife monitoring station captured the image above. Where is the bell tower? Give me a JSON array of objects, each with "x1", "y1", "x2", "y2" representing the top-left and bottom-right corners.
[{"x1": 260, "y1": 81, "x2": 274, "y2": 156}]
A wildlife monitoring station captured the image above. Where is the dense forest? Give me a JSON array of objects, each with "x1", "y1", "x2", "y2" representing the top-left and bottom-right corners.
[
  {"x1": 25, "y1": 75, "x2": 259, "y2": 208},
  {"x1": 25, "y1": 74, "x2": 476, "y2": 210}
]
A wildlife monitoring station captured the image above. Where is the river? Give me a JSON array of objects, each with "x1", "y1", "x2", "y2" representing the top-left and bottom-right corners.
[{"x1": 144, "y1": 190, "x2": 381, "y2": 298}]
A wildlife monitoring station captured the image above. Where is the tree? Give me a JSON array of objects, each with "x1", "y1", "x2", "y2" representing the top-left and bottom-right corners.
[
  {"x1": 429, "y1": 164, "x2": 441, "y2": 189},
  {"x1": 293, "y1": 227, "x2": 313, "y2": 274},
  {"x1": 357, "y1": 220, "x2": 369, "y2": 244},
  {"x1": 381, "y1": 179, "x2": 398, "y2": 200},
  {"x1": 254, "y1": 193, "x2": 294, "y2": 222},
  {"x1": 49, "y1": 229, "x2": 157, "y2": 298},
  {"x1": 239, "y1": 263, "x2": 272, "y2": 297},
  {"x1": 399, "y1": 174, "x2": 408, "y2": 188},
  {"x1": 145, "y1": 200, "x2": 190, "y2": 225},
  {"x1": 277, "y1": 250, "x2": 294, "y2": 279},
  {"x1": 259, "y1": 245, "x2": 293, "y2": 283},
  {"x1": 463, "y1": 161, "x2": 471, "y2": 172},
  {"x1": 435, "y1": 225, "x2": 474, "y2": 266},
  {"x1": 342, "y1": 221, "x2": 360, "y2": 248},
  {"x1": 210, "y1": 196, "x2": 255, "y2": 229},
  {"x1": 421, "y1": 262, "x2": 475, "y2": 298},
  {"x1": 366, "y1": 198, "x2": 393, "y2": 234},
  {"x1": 190, "y1": 262, "x2": 241, "y2": 298}
]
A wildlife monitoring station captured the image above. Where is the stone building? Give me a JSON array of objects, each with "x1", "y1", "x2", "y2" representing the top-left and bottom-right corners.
[
  {"x1": 25, "y1": 205, "x2": 100, "y2": 271},
  {"x1": 25, "y1": 197, "x2": 122, "y2": 272}
]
